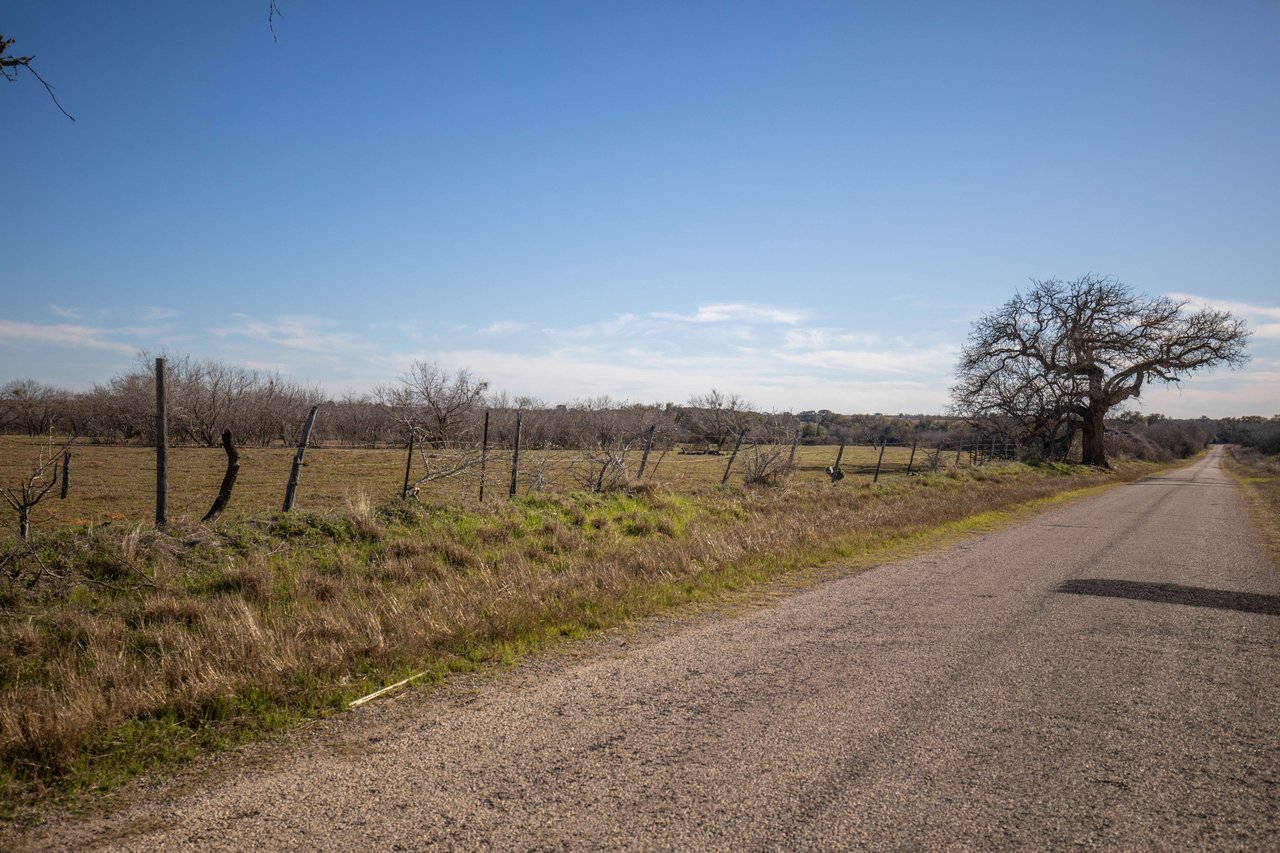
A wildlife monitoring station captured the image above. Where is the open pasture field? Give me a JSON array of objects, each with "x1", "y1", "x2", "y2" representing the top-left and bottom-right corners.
[{"x1": 0, "y1": 437, "x2": 940, "y2": 539}]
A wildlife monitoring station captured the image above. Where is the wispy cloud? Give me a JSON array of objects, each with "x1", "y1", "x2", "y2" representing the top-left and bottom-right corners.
[
  {"x1": 476, "y1": 320, "x2": 528, "y2": 336},
  {"x1": 1167, "y1": 292, "x2": 1280, "y2": 339},
  {"x1": 138, "y1": 306, "x2": 179, "y2": 322},
  {"x1": 774, "y1": 343, "x2": 958, "y2": 374},
  {"x1": 48, "y1": 304, "x2": 84, "y2": 320},
  {"x1": 212, "y1": 314, "x2": 373, "y2": 353},
  {"x1": 651, "y1": 303, "x2": 808, "y2": 325},
  {"x1": 782, "y1": 328, "x2": 882, "y2": 350},
  {"x1": 555, "y1": 313, "x2": 643, "y2": 340},
  {"x1": 0, "y1": 320, "x2": 136, "y2": 354}
]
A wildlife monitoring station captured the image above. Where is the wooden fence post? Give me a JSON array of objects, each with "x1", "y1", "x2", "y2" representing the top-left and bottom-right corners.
[
  {"x1": 906, "y1": 433, "x2": 919, "y2": 475},
  {"x1": 788, "y1": 431, "x2": 800, "y2": 469},
  {"x1": 721, "y1": 428, "x2": 748, "y2": 485},
  {"x1": 478, "y1": 411, "x2": 490, "y2": 502},
  {"x1": 636, "y1": 424, "x2": 656, "y2": 479},
  {"x1": 873, "y1": 438, "x2": 887, "y2": 482},
  {"x1": 60, "y1": 451, "x2": 70, "y2": 499},
  {"x1": 825, "y1": 440, "x2": 847, "y2": 483},
  {"x1": 155, "y1": 357, "x2": 168, "y2": 526},
  {"x1": 401, "y1": 426, "x2": 416, "y2": 500},
  {"x1": 509, "y1": 411, "x2": 523, "y2": 498},
  {"x1": 282, "y1": 404, "x2": 319, "y2": 512},
  {"x1": 202, "y1": 430, "x2": 240, "y2": 523},
  {"x1": 955, "y1": 444, "x2": 962, "y2": 468}
]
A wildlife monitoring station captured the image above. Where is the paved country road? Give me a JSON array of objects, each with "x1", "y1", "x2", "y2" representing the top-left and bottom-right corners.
[{"x1": 22, "y1": 447, "x2": 1280, "y2": 850}]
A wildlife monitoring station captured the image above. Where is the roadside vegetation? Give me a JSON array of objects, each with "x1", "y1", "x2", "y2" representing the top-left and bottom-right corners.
[
  {"x1": 1224, "y1": 445, "x2": 1280, "y2": 570},
  {"x1": 0, "y1": 458, "x2": 1169, "y2": 817}
]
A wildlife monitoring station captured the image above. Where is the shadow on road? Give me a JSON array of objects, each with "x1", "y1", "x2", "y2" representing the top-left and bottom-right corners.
[{"x1": 1057, "y1": 579, "x2": 1280, "y2": 616}]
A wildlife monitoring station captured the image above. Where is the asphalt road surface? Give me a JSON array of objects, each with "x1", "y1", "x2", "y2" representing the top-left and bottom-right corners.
[{"x1": 28, "y1": 447, "x2": 1280, "y2": 850}]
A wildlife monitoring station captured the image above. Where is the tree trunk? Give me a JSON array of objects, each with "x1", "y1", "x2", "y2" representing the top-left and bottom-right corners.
[
  {"x1": 19, "y1": 506, "x2": 29, "y2": 540},
  {"x1": 1080, "y1": 408, "x2": 1109, "y2": 468}
]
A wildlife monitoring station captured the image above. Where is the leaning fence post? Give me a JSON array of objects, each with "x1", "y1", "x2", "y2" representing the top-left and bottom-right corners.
[
  {"x1": 282, "y1": 404, "x2": 319, "y2": 512},
  {"x1": 478, "y1": 411, "x2": 490, "y2": 502},
  {"x1": 155, "y1": 357, "x2": 168, "y2": 526},
  {"x1": 60, "y1": 450, "x2": 71, "y2": 499},
  {"x1": 202, "y1": 429, "x2": 241, "y2": 523},
  {"x1": 721, "y1": 428, "x2": 748, "y2": 485},
  {"x1": 906, "y1": 433, "x2": 919, "y2": 475},
  {"x1": 636, "y1": 424, "x2": 656, "y2": 479},
  {"x1": 873, "y1": 437, "x2": 887, "y2": 482},
  {"x1": 833, "y1": 440, "x2": 846, "y2": 471},
  {"x1": 401, "y1": 426, "x2": 416, "y2": 500},
  {"x1": 509, "y1": 411, "x2": 523, "y2": 498}
]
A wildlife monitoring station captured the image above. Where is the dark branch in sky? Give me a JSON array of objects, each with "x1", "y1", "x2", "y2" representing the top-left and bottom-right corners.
[{"x1": 1, "y1": 35, "x2": 75, "y2": 121}]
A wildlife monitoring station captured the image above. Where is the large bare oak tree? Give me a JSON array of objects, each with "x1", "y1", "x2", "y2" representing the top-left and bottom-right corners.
[{"x1": 953, "y1": 275, "x2": 1249, "y2": 467}]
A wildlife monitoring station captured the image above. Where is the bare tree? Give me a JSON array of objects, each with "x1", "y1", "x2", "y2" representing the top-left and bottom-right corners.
[
  {"x1": 384, "y1": 363, "x2": 488, "y2": 446},
  {"x1": 2, "y1": 433, "x2": 75, "y2": 539},
  {"x1": 680, "y1": 390, "x2": 751, "y2": 450},
  {"x1": 381, "y1": 362, "x2": 490, "y2": 499},
  {"x1": 954, "y1": 276, "x2": 1249, "y2": 467},
  {"x1": 738, "y1": 413, "x2": 800, "y2": 487},
  {"x1": 0, "y1": 380, "x2": 67, "y2": 436}
]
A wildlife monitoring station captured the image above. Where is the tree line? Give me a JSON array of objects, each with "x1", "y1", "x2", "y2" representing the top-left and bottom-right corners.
[{"x1": 0, "y1": 354, "x2": 1241, "y2": 467}]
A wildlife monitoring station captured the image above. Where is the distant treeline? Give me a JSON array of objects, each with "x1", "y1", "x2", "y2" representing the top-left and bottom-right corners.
[
  {"x1": 1216, "y1": 416, "x2": 1280, "y2": 455},
  {"x1": 0, "y1": 354, "x2": 1265, "y2": 462}
]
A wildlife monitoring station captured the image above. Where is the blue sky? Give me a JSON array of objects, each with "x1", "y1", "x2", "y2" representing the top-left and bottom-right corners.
[{"x1": 3, "y1": 1, "x2": 1278, "y2": 416}]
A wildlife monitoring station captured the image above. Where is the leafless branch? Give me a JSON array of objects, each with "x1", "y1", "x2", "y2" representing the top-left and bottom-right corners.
[
  {"x1": 1, "y1": 35, "x2": 74, "y2": 121},
  {"x1": 268, "y1": 1, "x2": 283, "y2": 42}
]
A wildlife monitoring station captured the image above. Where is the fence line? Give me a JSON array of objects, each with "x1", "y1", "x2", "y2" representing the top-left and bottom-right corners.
[{"x1": 0, "y1": 406, "x2": 1030, "y2": 535}]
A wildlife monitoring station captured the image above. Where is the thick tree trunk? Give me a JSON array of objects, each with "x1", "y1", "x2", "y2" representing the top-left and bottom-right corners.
[{"x1": 1080, "y1": 408, "x2": 1109, "y2": 468}]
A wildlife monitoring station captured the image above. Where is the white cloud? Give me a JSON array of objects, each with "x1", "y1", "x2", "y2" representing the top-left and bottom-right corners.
[
  {"x1": 422, "y1": 347, "x2": 950, "y2": 412},
  {"x1": 554, "y1": 313, "x2": 643, "y2": 340},
  {"x1": 1166, "y1": 292, "x2": 1280, "y2": 339},
  {"x1": 782, "y1": 328, "x2": 882, "y2": 350},
  {"x1": 652, "y1": 303, "x2": 808, "y2": 325},
  {"x1": 48, "y1": 304, "x2": 84, "y2": 320},
  {"x1": 211, "y1": 314, "x2": 373, "y2": 353},
  {"x1": 476, "y1": 320, "x2": 528, "y2": 336},
  {"x1": 138, "y1": 306, "x2": 179, "y2": 322},
  {"x1": 0, "y1": 319, "x2": 136, "y2": 354},
  {"x1": 773, "y1": 344, "x2": 958, "y2": 375}
]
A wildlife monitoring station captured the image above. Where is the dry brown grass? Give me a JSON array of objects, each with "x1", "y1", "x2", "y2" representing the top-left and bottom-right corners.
[
  {"x1": 1224, "y1": 446, "x2": 1280, "y2": 570},
  {"x1": 0, "y1": 437, "x2": 942, "y2": 541},
  {"x1": 0, "y1": 455, "x2": 1158, "y2": 817}
]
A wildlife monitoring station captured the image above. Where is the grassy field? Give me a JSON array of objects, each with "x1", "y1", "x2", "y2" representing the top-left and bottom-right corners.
[
  {"x1": 0, "y1": 442, "x2": 1165, "y2": 823},
  {"x1": 0, "y1": 437, "x2": 943, "y2": 540},
  {"x1": 1223, "y1": 446, "x2": 1280, "y2": 570}
]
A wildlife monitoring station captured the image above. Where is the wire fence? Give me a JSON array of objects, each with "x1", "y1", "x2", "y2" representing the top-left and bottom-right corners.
[{"x1": 0, "y1": 408, "x2": 1025, "y2": 538}]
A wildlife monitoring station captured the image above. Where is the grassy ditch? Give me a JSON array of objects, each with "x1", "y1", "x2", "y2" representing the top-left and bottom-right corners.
[
  {"x1": 0, "y1": 459, "x2": 1165, "y2": 817},
  {"x1": 1223, "y1": 446, "x2": 1280, "y2": 570}
]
